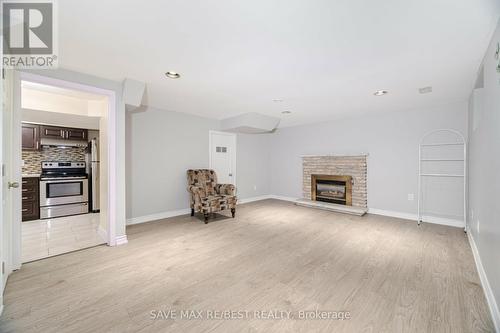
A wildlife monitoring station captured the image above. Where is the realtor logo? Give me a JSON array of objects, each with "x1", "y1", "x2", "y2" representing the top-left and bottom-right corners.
[{"x1": 2, "y1": 0, "x2": 58, "y2": 68}]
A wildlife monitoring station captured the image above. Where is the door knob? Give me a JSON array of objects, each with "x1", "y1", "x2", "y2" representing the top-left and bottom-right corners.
[
  {"x1": 8, "y1": 182, "x2": 19, "y2": 189},
  {"x1": 229, "y1": 173, "x2": 233, "y2": 177}
]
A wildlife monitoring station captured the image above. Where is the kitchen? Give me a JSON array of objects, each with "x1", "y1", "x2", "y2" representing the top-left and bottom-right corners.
[{"x1": 20, "y1": 81, "x2": 109, "y2": 262}]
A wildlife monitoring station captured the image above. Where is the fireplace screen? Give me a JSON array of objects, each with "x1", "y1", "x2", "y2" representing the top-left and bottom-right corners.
[
  {"x1": 317, "y1": 182, "x2": 345, "y2": 199},
  {"x1": 311, "y1": 174, "x2": 352, "y2": 206}
]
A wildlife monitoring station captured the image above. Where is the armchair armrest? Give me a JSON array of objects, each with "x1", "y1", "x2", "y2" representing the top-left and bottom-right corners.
[
  {"x1": 215, "y1": 183, "x2": 236, "y2": 196},
  {"x1": 188, "y1": 185, "x2": 206, "y2": 197}
]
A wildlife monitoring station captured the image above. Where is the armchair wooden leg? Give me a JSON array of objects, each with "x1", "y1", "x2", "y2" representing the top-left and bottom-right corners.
[
  {"x1": 204, "y1": 213, "x2": 209, "y2": 224},
  {"x1": 191, "y1": 208, "x2": 194, "y2": 216},
  {"x1": 231, "y1": 208, "x2": 236, "y2": 218}
]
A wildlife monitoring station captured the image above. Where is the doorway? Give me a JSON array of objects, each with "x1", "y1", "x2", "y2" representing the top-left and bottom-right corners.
[
  {"x1": 209, "y1": 130, "x2": 236, "y2": 185},
  {"x1": 6, "y1": 71, "x2": 117, "y2": 268},
  {"x1": 19, "y1": 80, "x2": 109, "y2": 262}
]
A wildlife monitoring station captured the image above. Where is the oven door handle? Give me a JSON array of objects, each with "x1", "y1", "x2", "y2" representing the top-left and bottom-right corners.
[{"x1": 41, "y1": 178, "x2": 87, "y2": 183}]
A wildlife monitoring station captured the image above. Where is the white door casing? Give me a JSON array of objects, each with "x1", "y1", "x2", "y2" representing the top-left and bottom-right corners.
[
  {"x1": 209, "y1": 131, "x2": 236, "y2": 186},
  {"x1": 1, "y1": 69, "x2": 20, "y2": 314},
  {"x1": 14, "y1": 72, "x2": 118, "y2": 251}
]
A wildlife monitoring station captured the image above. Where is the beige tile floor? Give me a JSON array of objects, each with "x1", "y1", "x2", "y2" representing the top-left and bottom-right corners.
[{"x1": 21, "y1": 213, "x2": 106, "y2": 263}]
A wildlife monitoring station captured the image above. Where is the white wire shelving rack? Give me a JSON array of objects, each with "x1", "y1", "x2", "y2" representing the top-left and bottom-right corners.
[{"x1": 417, "y1": 129, "x2": 467, "y2": 231}]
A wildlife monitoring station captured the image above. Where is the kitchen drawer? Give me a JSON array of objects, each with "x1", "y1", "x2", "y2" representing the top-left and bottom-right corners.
[
  {"x1": 22, "y1": 200, "x2": 39, "y2": 221},
  {"x1": 22, "y1": 177, "x2": 38, "y2": 186},
  {"x1": 22, "y1": 191, "x2": 38, "y2": 202},
  {"x1": 22, "y1": 183, "x2": 38, "y2": 194},
  {"x1": 22, "y1": 177, "x2": 39, "y2": 221},
  {"x1": 22, "y1": 177, "x2": 39, "y2": 190}
]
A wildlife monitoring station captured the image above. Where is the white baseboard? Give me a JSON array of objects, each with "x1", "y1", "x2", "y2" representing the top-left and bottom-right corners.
[
  {"x1": 239, "y1": 196, "x2": 464, "y2": 228},
  {"x1": 368, "y1": 208, "x2": 415, "y2": 221},
  {"x1": 368, "y1": 208, "x2": 464, "y2": 228},
  {"x1": 268, "y1": 195, "x2": 299, "y2": 202},
  {"x1": 125, "y1": 195, "x2": 296, "y2": 226},
  {"x1": 126, "y1": 195, "x2": 300, "y2": 226},
  {"x1": 238, "y1": 195, "x2": 273, "y2": 204},
  {"x1": 115, "y1": 235, "x2": 128, "y2": 246},
  {"x1": 124, "y1": 197, "x2": 462, "y2": 230},
  {"x1": 126, "y1": 208, "x2": 191, "y2": 225},
  {"x1": 238, "y1": 195, "x2": 298, "y2": 204},
  {"x1": 468, "y1": 232, "x2": 500, "y2": 332}
]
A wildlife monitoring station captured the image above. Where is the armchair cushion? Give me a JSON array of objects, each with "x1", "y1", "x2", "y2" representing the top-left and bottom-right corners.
[{"x1": 200, "y1": 194, "x2": 237, "y2": 213}]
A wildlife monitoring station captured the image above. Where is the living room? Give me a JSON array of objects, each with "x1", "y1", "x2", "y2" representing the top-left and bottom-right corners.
[{"x1": 1, "y1": 1, "x2": 499, "y2": 332}]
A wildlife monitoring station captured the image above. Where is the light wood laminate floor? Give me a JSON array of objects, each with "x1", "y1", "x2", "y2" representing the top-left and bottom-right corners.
[{"x1": 0, "y1": 199, "x2": 493, "y2": 332}]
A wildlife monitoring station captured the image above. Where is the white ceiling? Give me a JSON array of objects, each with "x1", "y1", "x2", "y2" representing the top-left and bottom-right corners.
[{"x1": 58, "y1": 0, "x2": 500, "y2": 127}]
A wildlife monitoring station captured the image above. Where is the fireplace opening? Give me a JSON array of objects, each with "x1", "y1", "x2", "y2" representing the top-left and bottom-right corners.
[{"x1": 311, "y1": 174, "x2": 352, "y2": 206}]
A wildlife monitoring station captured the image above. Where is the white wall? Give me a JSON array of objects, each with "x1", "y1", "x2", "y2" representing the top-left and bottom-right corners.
[
  {"x1": 22, "y1": 88, "x2": 89, "y2": 115},
  {"x1": 125, "y1": 110, "x2": 273, "y2": 221},
  {"x1": 268, "y1": 102, "x2": 468, "y2": 217},
  {"x1": 21, "y1": 108, "x2": 100, "y2": 129},
  {"x1": 126, "y1": 102, "x2": 468, "y2": 222},
  {"x1": 126, "y1": 107, "x2": 220, "y2": 220},
  {"x1": 236, "y1": 133, "x2": 272, "y2": 199},
  {"x1": 467, "y1": 19, "x2": 500, "y2": 328}
]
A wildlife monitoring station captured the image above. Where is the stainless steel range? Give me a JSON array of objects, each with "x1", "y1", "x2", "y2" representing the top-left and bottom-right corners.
[{"x1": 40, "y1": 161, "x2": 89, "y2": 219}]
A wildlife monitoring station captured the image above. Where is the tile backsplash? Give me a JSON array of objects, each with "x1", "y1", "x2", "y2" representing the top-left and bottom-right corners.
[{"x1": 22, "y1": 146, "x2": 87, "y2": 174}]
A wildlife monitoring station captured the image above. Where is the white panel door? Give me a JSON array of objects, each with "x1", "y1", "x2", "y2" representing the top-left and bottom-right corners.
[{"x1": 209, "y1": 131, "x2": 236, "y2": 185}]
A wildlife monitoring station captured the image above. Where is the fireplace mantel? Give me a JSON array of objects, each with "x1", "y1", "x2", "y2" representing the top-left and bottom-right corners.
[
  {"x1": 301, "y1": 153, "x2": 369, "y2": 157},
  {"x1": 302, "y1": 155, "x2": 367, "y2": 208}
]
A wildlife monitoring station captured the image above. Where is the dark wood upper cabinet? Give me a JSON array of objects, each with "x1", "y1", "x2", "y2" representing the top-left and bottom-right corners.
[
  {"x1": 40, "y1": 125, "x2": 66, "y2": 139},
  {"x1": 23, "y1": 124, "x2": 89, "y2": 150},
  {"x1": 40, "y1": 125, "x2": 88, "y2": 141},
  {"x1": 66, "y1": 128, "x2": 87, "y2": 141},
  {"x1": 22, "y1": 123, "x2": 40, "y2": 151}
]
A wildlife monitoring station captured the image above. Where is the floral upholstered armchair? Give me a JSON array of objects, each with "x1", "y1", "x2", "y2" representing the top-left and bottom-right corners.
[{"x1": 187, "y1": 169, "x2": 237, "y2": 224}]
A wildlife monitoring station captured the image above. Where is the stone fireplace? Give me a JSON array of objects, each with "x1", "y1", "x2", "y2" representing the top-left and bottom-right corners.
[
  {"x1": 303, "y1": 155, "x2": 367, "y2": 208},
  {"x1": 311, "y1": 174, "x2": 352, "y2": 205}
]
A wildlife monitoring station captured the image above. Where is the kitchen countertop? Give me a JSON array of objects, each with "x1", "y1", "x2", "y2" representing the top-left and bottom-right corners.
[{"x1": 22, "y1": 174, "x2": 40, "y2": 178}]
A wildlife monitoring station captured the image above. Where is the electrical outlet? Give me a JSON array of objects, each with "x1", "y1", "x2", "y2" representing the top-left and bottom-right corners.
[
  {"x1": 253, "y1": 185, "x2": 257, "y2": 191},
  {"x1": 477, "y1": 219, "x2": 480, "y2": 234},
  {"x1": 407, "y1": 193, "x2": 414, "y2": 201}
]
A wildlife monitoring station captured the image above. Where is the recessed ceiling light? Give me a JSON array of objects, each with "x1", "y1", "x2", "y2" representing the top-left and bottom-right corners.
[
  {"x1": 281, "y1": 110, "x2": 292, "y2": 114},
  {"x1": 165, "y1": 71, "x2": 180, "y2": 79},
  {"x1": 273, "y1": 99, "x2": 284, "y2": 102},
  {"x1": 419, "y1": 86, "x2": 432, "y2": 94},
  {"x1": 373, "y1": 90, "x2": 388, "y2": 96}
]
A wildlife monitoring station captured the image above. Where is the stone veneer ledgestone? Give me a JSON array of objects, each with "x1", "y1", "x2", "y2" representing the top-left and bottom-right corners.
[
  {"x1": 22, "y1": 146, "x2": 87, "y2": 174},
  {"x1": 302, "y1": 155, "x2": 367, "y2": 208}
]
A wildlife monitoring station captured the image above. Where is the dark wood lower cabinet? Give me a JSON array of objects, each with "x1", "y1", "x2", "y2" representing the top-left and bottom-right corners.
[{"x1": 22, "y1": 177, "x2": 39, "y2": 222}]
